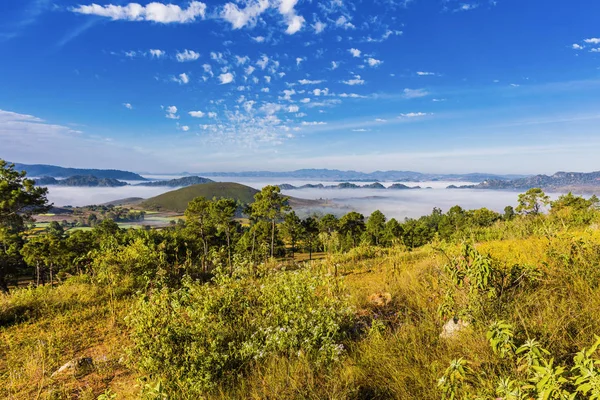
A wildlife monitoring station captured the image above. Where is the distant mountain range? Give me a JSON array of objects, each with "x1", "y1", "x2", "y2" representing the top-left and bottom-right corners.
[
  {"x1": 449, "y1": 171, "x2": 600, "y2": 192},
  {"x1": 34, "y1": 175, "x2": 128, "y2": 187},
  {"x1": 14, "y1": 163, "x2": 147, "y2": 181},
  {"x1": 197, "y1": 169, "x2": 526, "y2": 182},
  {"x1": 136, "y1": 176, "x2": 214, "y2": 187},
  {"x1": 278, "y1": 182, "x2": 423, "y2": 190}
]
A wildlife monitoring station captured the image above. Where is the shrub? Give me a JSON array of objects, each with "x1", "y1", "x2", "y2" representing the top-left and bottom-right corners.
[{"x1": 127, "y1": 268, "x2": 353, "y2": 395}]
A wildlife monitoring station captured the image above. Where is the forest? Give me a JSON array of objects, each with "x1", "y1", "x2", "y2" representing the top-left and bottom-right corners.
[{"x1": 3, "y1": 158, "x2": 600, "y2": 399}]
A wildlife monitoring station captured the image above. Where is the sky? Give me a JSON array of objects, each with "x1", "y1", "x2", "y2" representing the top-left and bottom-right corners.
[{"x1": 0, "y1": 0, "x2": 599, "y2": 174}]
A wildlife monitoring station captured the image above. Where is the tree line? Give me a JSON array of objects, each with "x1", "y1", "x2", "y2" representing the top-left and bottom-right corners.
[{"x1": 1, "y1": 159, "x2": 599, "y2": 292}]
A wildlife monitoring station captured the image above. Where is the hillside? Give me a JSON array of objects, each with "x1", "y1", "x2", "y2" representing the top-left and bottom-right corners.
[
  {"x1": 278, "y1": 182, "x2": 421, "y2": 190},
  {"x1": 34, "y1": 175, "x2": 128, "y2": 187},
  {"x1": 451, "y1": 170, "x2": 600, "y2": 192},
  {"x1": 136, "y1": 176, "x2": 214, "y2": 187},
  {"x1": 13, "y1": 163, "x2": 147, "y2": 181},
  {"x1": 142, "y1": 182, "x2": 322, "y2": 212}
]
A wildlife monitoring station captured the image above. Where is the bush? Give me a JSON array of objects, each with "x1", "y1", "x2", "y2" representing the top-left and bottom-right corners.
[{"x1": 127, "y1": 268, "x2": 354, "y2": 395}]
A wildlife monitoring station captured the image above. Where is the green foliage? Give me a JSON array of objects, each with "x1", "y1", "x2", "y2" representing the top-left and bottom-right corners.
[
  {"x1": 516, "y1": 188, "x2": 551, "y2": 215},
  {"x1": 127, "y1": 268, "x2": 353, "y2": 395}
]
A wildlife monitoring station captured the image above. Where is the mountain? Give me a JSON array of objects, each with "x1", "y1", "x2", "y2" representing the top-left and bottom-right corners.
[
  {"x1": 197, "y1": 169, "x2": 526, "y2": 182},
  {"x1": 137, "y1": 176, "x2": 214, "y2": 187},
  {"x1": 142, "y1": 182, "x2": 322, "y2": 212},
  {"x1": 277, "y1": 182, "x2": 422, "y2": 190},
  {"x1": 34, "y1": 175, "x2": 128, "y2": 187},
  {"x1": 450, "y1": 171, "x2": 600, "y2": 192},
  {"x1": 13, "y1": 163, "x2": 147, "y2": 180}
]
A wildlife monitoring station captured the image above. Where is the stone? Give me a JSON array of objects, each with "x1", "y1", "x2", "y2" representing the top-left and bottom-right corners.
[
  {"x1": 440, "y1": 318, "x2": 470, "y2": 339},
  {"x1": 51, "y1": 357, "x2": 94, "y2": 378}
]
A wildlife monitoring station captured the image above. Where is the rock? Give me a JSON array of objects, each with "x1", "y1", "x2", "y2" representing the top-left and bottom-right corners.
[
  {"x1": 51, "y1": 357, "x2": 94, "y2": 378},
  {"x1": 440, "y1": 318, "x2": 470, "y2": 339},
  {"x1": 368, "y1": 292, "x2": 392, "y2": 307}
]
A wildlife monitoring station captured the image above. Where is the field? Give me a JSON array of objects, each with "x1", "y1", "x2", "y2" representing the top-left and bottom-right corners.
[{"x1": 3, "y1": 226, "x2": 600, "y2": 399}]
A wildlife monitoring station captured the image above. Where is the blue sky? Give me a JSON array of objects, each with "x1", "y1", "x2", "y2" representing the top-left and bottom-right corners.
[{"x1": 1, "y1": 0, "x2": 599, "y2": 174}]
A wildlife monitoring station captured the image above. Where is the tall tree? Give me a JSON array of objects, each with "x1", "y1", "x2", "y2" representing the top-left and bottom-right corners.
[
  {"x1": 0, "y1": 160, "x2": 49, "y2": 292},
  {"x1": 251, "y1": 186, "x2": 290, "y2": 258},
  {"x1": 185, "y1": 197, "x2": 215, "y2": 272},
  {"x1": 281, "y1": 211, "x2": 303, "y2": 258},
  {"x1": 516, "y1": 188, "x2": 550, "y2": 215},
  {"x1": 301, "y1": 216, "x2": 319, "y2": 260},
  {"x1": 210, "y1": 198, "x2": 238, "y2": 272},
  {"x1": 338, "y1": 211, "x2": 365, "y2": 248},
  {"x1": 365, "y1": 210, "x2": 386, "y2": 246}
]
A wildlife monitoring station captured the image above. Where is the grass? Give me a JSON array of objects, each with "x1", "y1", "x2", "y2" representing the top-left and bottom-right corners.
[{"x1": 3, "y1": 227, "x2": 600, "y2": 398}]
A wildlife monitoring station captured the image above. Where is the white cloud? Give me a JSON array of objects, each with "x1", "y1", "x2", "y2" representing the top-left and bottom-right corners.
[
  {"x1": 257, "y1": 55, "x2": 269, "y2": 70},
  {"x1": 298, "y1": 79, "x2": 323, "y2": 85},
  {"x1": 252, "y1": 36, "x2": 266, "y2": 43},
  {"x1": 572, "y1": 44, "x2": 584, "y2": 50},
  {"x1": 281, "y1": 89, "x2": 296, "y2": 100},
  {"x1": 510, "y1": 83, "x2": 520, "y2": 87},
  {"x1": 338, "y1": 93, "x2": 366, "y2": 98},
  {"x1": 348, "y1": 48, "x2": 361, "y2": 57},
  {"x1": 236, "y1": 55, "x2": 250, "y2": 65},
  {"x1": 288, "y1": 105, "x2": 299, "y2": 112},
  {"x1": 456, "y1": 3, "x2": 478, "y2": 11},
  {"x1": 366, "y1": 57, "x2": 383, "y2": 67},
  {"x1": 375, "y1": 118, "x2": 387, "y2": 122},
  {"x1": 591, "y1": 48, "x2": 600, "y2": 53},
  {"x1": 189, "y1": 110, "x2": 205, "y2": 118},
  {"x1": 352, "y1": 128, "x2": 370, "y2": 132},
  {"x1": 417, "y1": 71, "x2": 437, "y2": 76},
  {"x1": 202, "y1": 63, "x2": 214, "y2": 77},
  {"x1": 342, "y1": 74, "x2": 365, "y2": 85},
  {"x1": 279, "y1": 0, "x2": 304, "y2": 34},
  {"x1": 300, "y1": 98, "x2": 311, "y2": 103},
  {"x1": 296, "y1": 57, "x2": 306, "y2": 66},
  {"x1": 245, "y1": 65, "x2": 256, "y2": 75},
  {"x1": 331, "y1": 61, "x2": 339, "y2": 70},
  {"x1": 219, "y1": 72, "x2": 234, "y2": 84},
  {"x1": 123, "y1": 103, "x2": 133, "y2": 109},
  {"x1": 172, "y1": 72, "x2": 190, "y2": 84},
  {"x1": 301, "y1": 121, "x2": 327, "y2": 126},
  {"x1": 210, "y1": 51, "x2": 226, "y2": 64},
  {"x1": 207, "y1": 112, "x2": 217, "y2": 118},
  {"x1": 313, "y1": 20, "x2": 326, "y2": 33},
  {"x1": 176, "y1": 49, "x2": 200, "y2": 62},
  {"x1": 149, "y1": 49, "x2": 165, "y2": 58},
  {"x1": 584, "y1": 38, "x2": 600, "y2": 44},
  {"x1": 285, "y1": 14, "x2": 304, "y2": 34},
  {"x1": 312, "y1": 88, "x2": 329, "y2": 96},
  {"x1": 165, "y1": 105, "x2": 179, "y2": 119},
  {"x1": 261, "y1": 87, "x2": 270, "y2": 92},
  {"x1": 364, "y1": 29, "x2": 402, "y2": 43},
  {"x1": 71, "y1": 1, "x2": 207, "y2": 23},
  {"x1": 398, "y1": 112, "x2": 428, "y2": 118},
  {"x1": 221, "y1": 0, "x2": 269, "y2": 29},
  {"x1": 403, "y1": 88, "x2": 429, "y2": 98},
  {"x1": 180, "y1": 125, "x2": 190, "y2": 131},
  {"x1": 335, "y1": 15, "x2": 355, "y2": 29}
]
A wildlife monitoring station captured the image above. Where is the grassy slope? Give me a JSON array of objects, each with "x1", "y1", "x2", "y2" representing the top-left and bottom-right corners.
[
  {"x1": 141, "y1": 182, "x2": 322, "y2": 212},
  {"x1": 3, "y1": 230, "x2": 600, "y2": 398},
  {"x1": 141, "y1": 182, "x2": 259, "y2": 212}
]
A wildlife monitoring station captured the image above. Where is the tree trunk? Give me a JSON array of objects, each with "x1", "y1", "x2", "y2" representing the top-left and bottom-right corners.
[
  {"x1": 36, "y1": 262, "x2": 40, "y2": 287},
  {"x1": 50, "y1": 263, "x2": 54, "y2": 288},
  {"x1": 271, "y1": 219, "x2": 275, "y2": 258},
  {"x1": 226, "y1": 231, "x2": 232, "y2": 275}
]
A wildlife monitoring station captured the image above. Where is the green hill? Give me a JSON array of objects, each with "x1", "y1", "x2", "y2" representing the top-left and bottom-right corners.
[
  {"x1": 142, "y1": 182, "x2": 260, "y2": 212},
  {"x1": 141, "y1": 182, "x2": 323, "y2": 212}
]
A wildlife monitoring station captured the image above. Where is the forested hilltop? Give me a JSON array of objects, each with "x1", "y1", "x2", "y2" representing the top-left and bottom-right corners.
[{"x1": 3, "y1": 159, "x2": 600, "y2": 399}]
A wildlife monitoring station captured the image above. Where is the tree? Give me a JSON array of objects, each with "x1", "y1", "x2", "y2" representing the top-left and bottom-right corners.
[
  {"x1": 338, "y1": 212, "x2": 365, "y2": 248},
  {"x1": 185, "y1": 197, "x2": 215, "y2": 272},
  {"x1": 210, "y1": 198, "x2": 238, "y2": 272},
  {"x1": 0, "y1": 160, "x2": 50, "y2": 292},
  {"x1": 301, "y1": 216, "x2": 319, "y2": 260},
  {"x1": 251, "y1": 186, "x2": 290, "y2": 258},
  {"x1": 516, "y1": 188, "x2": 550, "y2": 215},
  {"x1": 365, "y1": 210, "x2": 386, "y2": 246},
  {"x1": 503, "y1": 206, "x2": 516, "y2": 221},
  {"x1": 384, "y1": 218, "x2": 403, "y2": 246},
  {"x1": 281, "y1": 211, "x2": 303, "y2": 258}
]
